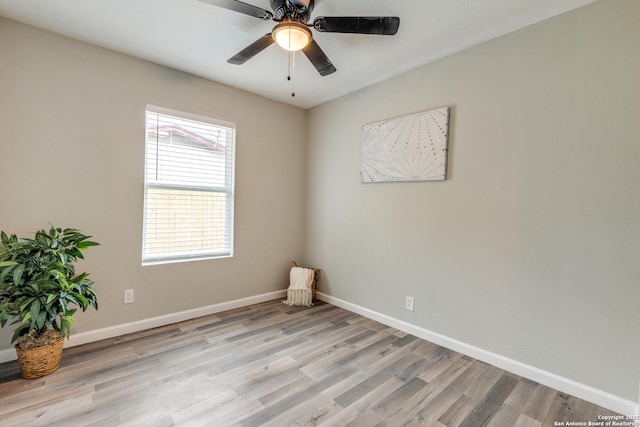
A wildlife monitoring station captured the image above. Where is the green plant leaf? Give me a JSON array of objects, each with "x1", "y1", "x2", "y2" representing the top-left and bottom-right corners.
[
  {"x1": 64, "y1": 293, "x2": 79, "y2": 306},
  {"x1": 71, "y1": 292, "x2": 89, "y2": 308},
  {"x1": 0, "y1": 309, "x2": 9, "y2": 327},
  {"x1": 46, "y1": 294, "x2": 56, "y2": 305},
  {"x1": 12, "y1": 264, "x2": 25, "y2": 286},
  {"x1": 35, "y1": 309, "x2": 46, "y2": 330},
  {"x1": 0, "y1": 263, "x2": 16, "y2": 283},
  {"x1": 29, "y1": 299, "x2": 41, "y2": 323},
  {"x1": 76, "y1": 240, "x2": 100, "y2": 250},
  {"x1": 0, "y1": 260, "x2": 18, "y2": 268},
  {"x1": 73, "y1": 272, "x2": 89, "y2": 283},
  {"x1": 11, "y1": 324, "x2": 29, "y2": 344},
  {"x1": 59, "y1": 317, "x2": 69, "y2": 339},
  {"x1": 19, "y1": 297, "x2": 36, "y2": 313}
]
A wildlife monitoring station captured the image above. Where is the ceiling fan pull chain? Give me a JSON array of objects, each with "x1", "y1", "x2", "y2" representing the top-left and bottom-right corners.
[
  {"x1": 287, "y1": 28, "x2": 292, "y2": 82},
  {"x1": 287, "y1": 49, "x2": 296, "y2": 97},
  {"x1": 284, "y1": 28, "x2": 295, "y2": 97}
]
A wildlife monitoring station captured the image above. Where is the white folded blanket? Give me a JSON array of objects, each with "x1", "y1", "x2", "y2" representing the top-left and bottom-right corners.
[
  {"x1": 285, "y1": 266, "x2": 315, "y2": 307},
  {"x1": 289, "y1": 267, "x2": 314, "y2": 290}
]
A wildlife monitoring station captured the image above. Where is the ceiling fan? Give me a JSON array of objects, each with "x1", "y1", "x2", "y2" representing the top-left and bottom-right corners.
[{"x1": 200, "y1": 0, "x2": 400, "y2": 76}]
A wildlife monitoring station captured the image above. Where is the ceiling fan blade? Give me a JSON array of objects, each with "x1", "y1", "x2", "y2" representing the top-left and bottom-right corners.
[
  {"x1": 198, "y1": 0, "x2": 273, "y2": 20},
  {"x1": 227, "y1": 34, "x2": 275, "y2": 65},
  {"x1": 313, "y1": 16, "x2": 400, "y2": 35},
  {"x1": 301, "y1": 39, "x2": 336, "y2": 76}
]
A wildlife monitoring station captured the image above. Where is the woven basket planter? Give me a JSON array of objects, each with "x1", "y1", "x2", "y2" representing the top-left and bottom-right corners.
[{"x1": 15, "y1": 337, "x2": 64, "y2": 379}]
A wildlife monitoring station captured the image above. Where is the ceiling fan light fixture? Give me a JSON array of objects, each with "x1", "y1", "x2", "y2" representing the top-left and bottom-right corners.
[{"x1": 272, "y1": 21, "x2": 312, "y2": 51}]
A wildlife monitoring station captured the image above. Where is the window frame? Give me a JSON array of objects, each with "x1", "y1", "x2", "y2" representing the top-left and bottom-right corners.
[{"x1": 142, "y1": 105, "x2": 236, "y2": 266}]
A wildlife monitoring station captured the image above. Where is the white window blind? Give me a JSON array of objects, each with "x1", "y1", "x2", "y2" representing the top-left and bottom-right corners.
[{"x1": 142, "y1": 106, "x2": 235, "y2": 265}]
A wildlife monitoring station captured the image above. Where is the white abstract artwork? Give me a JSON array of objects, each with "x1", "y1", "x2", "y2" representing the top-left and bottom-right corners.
[{"x1": 360, "y1": 107, "x2": 450, "y2": 183}]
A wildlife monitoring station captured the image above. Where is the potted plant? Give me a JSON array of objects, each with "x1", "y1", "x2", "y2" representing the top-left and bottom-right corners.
[{"x1": 0, "y1": 225, "x2": 99, "y2": 378}]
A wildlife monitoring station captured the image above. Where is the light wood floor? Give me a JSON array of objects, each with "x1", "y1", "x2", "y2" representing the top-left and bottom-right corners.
[{"x1": 0, "y1": 300, "x2": 620, "y2": 426}]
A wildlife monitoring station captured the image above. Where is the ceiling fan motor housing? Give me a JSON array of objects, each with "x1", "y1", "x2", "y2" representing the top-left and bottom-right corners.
[{"x1": 270, "y1": 0, "x2": 314, "y2": 22}]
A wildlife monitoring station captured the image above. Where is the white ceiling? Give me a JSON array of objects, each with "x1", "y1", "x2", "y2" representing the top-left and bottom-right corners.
[{"x1": 0, "y1": 0, "x2": 598, "y2": 109}]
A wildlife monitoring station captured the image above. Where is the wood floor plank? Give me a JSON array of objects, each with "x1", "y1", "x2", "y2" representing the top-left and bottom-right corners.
[
  {"x1": 523, "y1": 383, "x2": 560, "y2": 421},
  {"x1": 241, "y1": 366, "x2": 356, "y2": 426},
  {"x1": 0, "y1": 300, "x2": 624, "y2": 427},
  {"x1": 335, "y1": 351, "x2": 421, "y2": 408},
  {"x1": 392, "y1": 333, "x2": 419, "y2": 348},
  {"x1": 514, "y1": 414, "x2": 543, "y2": 427},
  {"x1": 437, "y1": 394, "x2": 477, "y2": 426},
  {"x1": 371, "y1": 376, "x2": 429, "y2": 419},
  {"x1": 344, "y1": 409, "x2": 384, "y2": 427},
  {"x1": 417, "y1": 350, "x2": 463, "y2": 383},
  {"x1": 392, "y1": 357, "x2": 477, "y2": 425},
  {"x1": 485, "y1": 404, "x2": 521, "y2": 427},
  {"x1": 458, "y1": 374, "x2": 518, "y2": 427},
  {"x1": 1, "y1": 387, "x2": 95, "y2": 426},
  {"x1": 174, "y1": 391, "x2": 264, "y2": 427},
  {"x1": 503, "y1": 377, "x2": 538, "y2": 412},
  {"x1": 260, "y1": 392, "x2": 339, "y2": 427},
  {"x1": 464, "y1": 362, "x2": 505, "y2": 401}
]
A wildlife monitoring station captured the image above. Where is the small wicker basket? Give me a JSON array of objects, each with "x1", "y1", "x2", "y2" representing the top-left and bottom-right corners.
[
  {"x1": 15, "y1": 336, "x2": 64, "y2": 379},
  {"x1": 291, "y1": 261, "x2": 320, "y2": 302}
]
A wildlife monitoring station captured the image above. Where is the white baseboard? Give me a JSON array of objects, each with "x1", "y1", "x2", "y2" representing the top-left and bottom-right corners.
[
  {"x1": 0, "y1": 290, "x2": 286, "y2": 365},
  {"x1": 316, "y1": 292, "x2": 639, "y2": 416}
]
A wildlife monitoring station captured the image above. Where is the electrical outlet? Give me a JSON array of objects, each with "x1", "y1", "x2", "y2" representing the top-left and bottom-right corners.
[
  {"x1": 124, "y1": 289, "x2": 134, "y2": 304},
  {"x1": 405, "y1": 296, "x2": 415, "y2": 312}
]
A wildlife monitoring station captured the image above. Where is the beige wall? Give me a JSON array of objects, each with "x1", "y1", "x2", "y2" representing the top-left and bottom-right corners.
[
  {"x1": 0, "y1": 18, "x2": 307, "y2": 346},
  {"x1": 306, "y1": 0, "x2": 639, "y2": 403}
]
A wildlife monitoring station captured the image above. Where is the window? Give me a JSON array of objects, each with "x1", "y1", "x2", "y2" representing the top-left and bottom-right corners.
[{"x1": 142, "y1": 106, "x2": 235, "y2": 265}]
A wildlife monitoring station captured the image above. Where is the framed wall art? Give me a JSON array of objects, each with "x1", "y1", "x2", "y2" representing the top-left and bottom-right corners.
[{"x1": 360, "y1": 107, "x2": 450, "y2": 183}]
